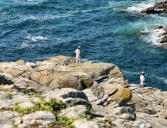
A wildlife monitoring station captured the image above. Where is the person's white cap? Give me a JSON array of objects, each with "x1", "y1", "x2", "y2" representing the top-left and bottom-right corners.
[
  {"x1": 141, "y1": 71, "x2": 145, "y2": 74},
  {"x1": 78, "y1": 46, "x2": 80, "y2": 48}
]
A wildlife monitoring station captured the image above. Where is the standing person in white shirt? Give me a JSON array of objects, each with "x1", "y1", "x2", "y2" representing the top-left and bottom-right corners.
[
  {"x1": 140, "y1": 71, "x2": 146, "y2": 87},
  {"x1": 75, "y1": 46, "x2": 81, "y2": 63}
]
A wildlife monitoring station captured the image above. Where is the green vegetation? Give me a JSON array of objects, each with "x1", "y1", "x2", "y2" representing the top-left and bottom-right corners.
[
  {"x1": 96, "y1": 120, "x2": 105, "y2": 124},
  {"x1": 0, "y1": 84, "x2": 8, "y2": 86},
  {"x1": 107, "y1": 119, "x2": 112, "y2": 125},
  {"x1": 1, "y1": 98, "x2": 75, "y2": 128},
  {"x1": 2, "y1": 99, "x2": 66, "y2": 116},
  {"x1": 96, "y1": 119, "x2": 113, "y2": 128},
  {"x1": 13, "y1": 124, "x2": 18, "y2": 127}
]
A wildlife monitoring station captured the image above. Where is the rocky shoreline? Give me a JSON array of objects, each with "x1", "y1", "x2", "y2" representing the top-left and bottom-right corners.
[
  {"x1": 141, "y1": 1, "x2": 167, "y2": 49},
  {"x1": 0, "y1": 56, "x2": 167, "y2": 128},
  {"x1": 141, "y1": 0, "x2": 167, "y2": 14},
  {"x1": 158, "y1": 26, "x2": 167, "y2": 49}
]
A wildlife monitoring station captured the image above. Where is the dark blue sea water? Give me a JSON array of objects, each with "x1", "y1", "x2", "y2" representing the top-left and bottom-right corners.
[{"x1": 0, "y1": 0, "x2": 167, "y2": 90}]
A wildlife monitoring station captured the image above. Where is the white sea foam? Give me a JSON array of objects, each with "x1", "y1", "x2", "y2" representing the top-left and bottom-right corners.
[
  {"x1": 12, "y1": 0, "x2": 46, "y2": 5},
  {"x1": 127, "y1": 2, "x2": 155, "y2": 12},
  {"x1": 20, "y1": 13, "x2": 73, "y2": 22},
  {"x1": 26, "y1": 34, "x2": 47, "y2": 42},
  {"x1": 20, "y1": 41, "x2": 29, "y2": 48},
  {"x1": 142, "y1": 28, "x2": 165, "y2": 45},
  {"x1": 54, "y1": 13, "x2": 73, "y2": 19},
  {"x1": 123, "y1": 70, "x2": 140, "y2": 75},
  {"x1": 25, "y1": 15, "x2": 39, "y2": 20},
  {"x1": 152, "y1": 75, "x2": 167, "y2": 84}
]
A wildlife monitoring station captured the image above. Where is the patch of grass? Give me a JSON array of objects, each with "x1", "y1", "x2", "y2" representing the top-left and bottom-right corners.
[
  {"x1": 2, "y1": 99, "x2": 75, "y2": 127},
  {"x1": 96, "y1": 119, "x2": 113, "y2": 128},
  {"x1": 3, "y1": 106, "x2": 36, "y2": 116},
  {"x1": 13, "y1": 124, "x2": 18, "y2": 127},
  {"x1": 107, "y1": 119, "x2": 112, "y2": 125},
  {"x1": 0, "y1": 84, "x2": 8, "y2": 86},
  {"x1": 1, "y1": 87, "x2": 77, "y2": 128},
  {"x1": 97, "y1": 120, "x2": 105, "y2": 124},
  {"x1": 30, "y1": 92, "x2": 46, "y2": 100},
  {"x1": 2, "y1": 99, "x2": 66, "y2": 116}
]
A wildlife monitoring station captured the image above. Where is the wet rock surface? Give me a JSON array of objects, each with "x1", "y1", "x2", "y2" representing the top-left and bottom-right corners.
[
  {"x1": 141, "y1": 1, "x2": 167, "y2": 49},
  {"x1": 141, "y1": 1, "x2": 167, "y2": 14}
]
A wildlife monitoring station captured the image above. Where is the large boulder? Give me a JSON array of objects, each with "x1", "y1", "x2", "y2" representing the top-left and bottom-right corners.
[
  {"x1": 43, "y1": 88, "x2": 91, "y2": 107},
  {"x1": 0, "y1": 56, "x2": 125, "y2": 91},
  {"x1": 0, "y1": 63, "x2": 28, "y2": 77},
  {"x1": 22, "y1": 111, "x2": 55, "y2": 125},
  {"x1": 30, "y1": 71, "x2": 52, "y2": 86},
  {"x1": 49, "y1": 72, "x2": 83, "y2": 90},
  {"x1": 49, "y1": 61, "x2": 124, "y2": 90},
  {"x1": 109, "y1": 66, "x2": 124, "y2": 79},
  {"x1": 111, "y1": 88, "x2": 132, "y2": 106}
]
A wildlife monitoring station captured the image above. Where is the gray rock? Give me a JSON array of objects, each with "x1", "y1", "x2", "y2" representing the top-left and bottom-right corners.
[
  {"x1": 58, "y1": 88, "x2": 88, "y2": 100},
  {"x1": 120, "y1": 113, "x2": 136, "y2": 120},
  {"x1": 91, "y1": 85, "x2": 104, "y2": 99},
  {"x1": 96, "y1": 95, "x2": 108, "y2": 105},
  {"x1": 0, "y1": 73, "x2": 14, "y2": 85},
  {"x1": 83, "y1": 88, "x2": 99, "y2": 102},
  {"x1": 113, "y1": 106, "x2": 135, "y2": 115},
  {"x1": 133, "y1": 120, "x2": 152, "y2": 128},
  {"x1": 0, "y1": 100, "x2": 14, "y2": 109},
  {"x1": 0, "y1": 92, "x2": 12, "y2": 100},
  {"x1": 0, "y1": 111, "x2": 19, "y2": 124},
  {"x1": 0, "y1": 84, "x2": 15, "y2": 92},
  {"x1": 60, "y1": 105, "x2": 88, "y2": 118},
  {"x1": 17, "y1": 124, "x2": 29, "y2": 128},
  {"x1": 62, "y1": 97, "x2": 91, "y2": 106},
  {"x1": 135, "y1": 112, "x2": 167, "y2": 128},
  {"x1": 120, "y1": 106, "x2": 135, "y2": 114},
  {"x1": 43, "y1": 88, "x2": 90, "y2": 107},
  {"x1": 83, "y1": 88, "x2": 109, "y2": 105},
  {"x1": 141, "y1": 1, "x2": 167, "y2": 14},
  {"x1": 22, "y1": 111, "x2": 55, "y2": 125},
  {"x1": 18, "y1": 102, "x2": 35, "y2": 109},
  {"x1": 0, "y1": 124, "x2": 15, "y2": 128},
  {"x1": 12, "y1": 94, "x2": 41, "y2": 103},
  {"x1": 73, "y1": 119, "x2": 101, "y2": 128}
]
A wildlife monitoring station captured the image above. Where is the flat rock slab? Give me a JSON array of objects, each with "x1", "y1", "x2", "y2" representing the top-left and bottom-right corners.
[
  {"x1": 60, "y1": 105, "x2": 88, "y2": 118},
  {"x1": 22, "y1": 111, "x2": 55, "y2": 125},
  {"x1": 73, "y1": 119, "x2": 101, "y2": 128},
  {"x1": 0, "y1": 111, "x2": 19, "y2": 124},
  {"x1": 0, "y1": 124, "x2": 15, "y2": 128}
]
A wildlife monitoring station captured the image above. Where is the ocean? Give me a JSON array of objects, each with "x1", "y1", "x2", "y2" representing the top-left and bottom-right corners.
[{"x1": 0, "y1": 0, "x2": 167, "y2": 90}]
